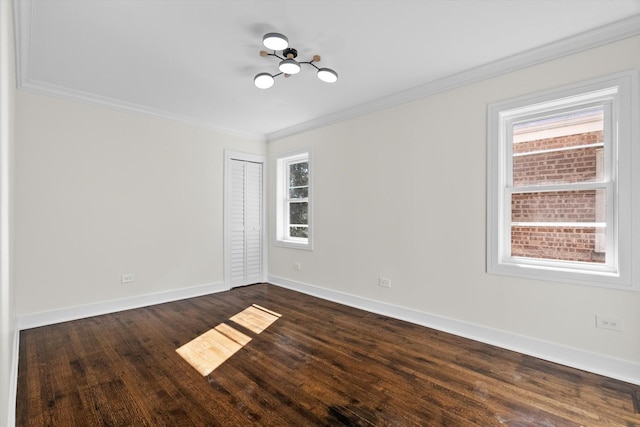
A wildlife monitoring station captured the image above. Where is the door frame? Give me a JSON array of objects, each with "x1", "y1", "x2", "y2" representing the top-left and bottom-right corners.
[{"x1": 224, "y1": 150, "x2": 267, "y2": 289}]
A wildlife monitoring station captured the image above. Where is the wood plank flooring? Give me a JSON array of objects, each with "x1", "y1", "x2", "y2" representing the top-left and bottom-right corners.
[{"x1": 16, "y1": 283, "x2": 640, "y2": 426}]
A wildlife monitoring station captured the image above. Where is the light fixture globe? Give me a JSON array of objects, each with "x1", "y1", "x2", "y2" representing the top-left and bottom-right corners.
[
  {"x1": 262, "y1": 32, "x2": 288, "y2": 51},
  {"x1": 279, "y1": 59, "x2": 301, "y2": 74},
  {"x1": 317, "y1": 68, "x2": 338, "y2": 83},
  {"x1": 254, "y1": 73, "x2": 275, "y2": 89}
]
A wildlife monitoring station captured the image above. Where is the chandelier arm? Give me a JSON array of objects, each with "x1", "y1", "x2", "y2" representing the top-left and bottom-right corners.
[
  {"x1": 301, "y1": 61, "x2": 321, "y2": 70},
  {"x1": 268, "y1": 51, "x2": 285, "y2": 61}
]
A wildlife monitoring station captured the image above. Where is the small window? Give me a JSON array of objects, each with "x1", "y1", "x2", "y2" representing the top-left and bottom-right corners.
[
  {"x1": 276, "y1": 151, "x2": 312, "y2": 249},
  {"x1": 487, "y1": 71, "x2": 639, "y2": 290}
]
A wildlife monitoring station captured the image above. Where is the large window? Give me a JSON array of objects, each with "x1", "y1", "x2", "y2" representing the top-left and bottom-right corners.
[
  {"x1": 276, "y1": 151, "x2": 312, "y2": 249},
  {"x1": 487, "y1": 71, "x2": 638, "y2": 290}
]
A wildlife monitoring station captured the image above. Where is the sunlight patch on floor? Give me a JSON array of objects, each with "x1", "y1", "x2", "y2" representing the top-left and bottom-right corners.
[
  {"x1": 230, "y1": 304, "x2": 281, "y2": 334},
  {"x1": 176, "y1": 304, "x2": 281, "y2": 376}
]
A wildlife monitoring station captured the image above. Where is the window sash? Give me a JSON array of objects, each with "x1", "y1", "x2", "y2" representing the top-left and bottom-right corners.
[
  {"x1": 498, "y1": 99, "x2": 616, "y2": 272},
  {"x1": 284, "y1": 160, "x2": 308, "y2": 241}
]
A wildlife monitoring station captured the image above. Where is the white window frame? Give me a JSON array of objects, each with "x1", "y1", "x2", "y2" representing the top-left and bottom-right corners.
[
  {"x1": 487, "y1": 70, "x2": 639, "y2": 290},
  {"x1": 275, "y1": 150, "x2": 313, "y2": 250}
]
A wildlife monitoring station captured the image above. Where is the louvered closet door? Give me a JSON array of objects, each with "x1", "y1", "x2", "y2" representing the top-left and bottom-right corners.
[{"x1": 229, "y1": 159, "x2": 263, "y2": 286}]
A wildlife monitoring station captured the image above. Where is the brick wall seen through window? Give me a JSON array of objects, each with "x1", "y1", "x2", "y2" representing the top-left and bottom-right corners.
[{"x1": 510, "y1": 111, "x2": 605, "y2": 263}]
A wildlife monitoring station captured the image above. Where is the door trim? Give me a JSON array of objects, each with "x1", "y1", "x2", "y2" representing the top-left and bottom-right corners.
[{"x1": 224, "y1": 150, "x2": 267, "y2": 288}]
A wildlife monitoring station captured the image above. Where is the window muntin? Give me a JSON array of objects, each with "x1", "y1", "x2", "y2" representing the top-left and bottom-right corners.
[
  {"x1": 487, "y1": 71, "x2": 639, "y2": 290},
  {"x1": 276, "y1": 152, "x2": 312, "y2": 249}
]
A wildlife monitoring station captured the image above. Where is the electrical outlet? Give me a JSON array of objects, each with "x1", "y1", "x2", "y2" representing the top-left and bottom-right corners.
[
  {"x1": 595, "y1": 314, "x2": 623, "y2": 331},
  {"x1": 121, "y1": 273, "x2": 135, "y2": 283},
  {"x1": 379, "y1": 277, "x2": 391, "y2": 288},
  {"x1": 293, "y1": 262, "x2": 302, "y2": 271}
]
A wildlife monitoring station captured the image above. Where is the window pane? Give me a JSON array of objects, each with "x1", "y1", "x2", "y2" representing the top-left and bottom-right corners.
[
  {"x1": 289, "y1": 201, "x2": 307, "y2": 225},
  {"x1": 511, "y1": 225, "x2": 605, "y2": 264},
  {"x1": 290, "y1": 226, "x2": 308, "y2": 238},
  {"x1": 289, "y1": 162, "x2": 308, "y2": 187},
  {"x1": 513, "y1": 147, "x2": 603, "y2": 187},
  {"x1": 513, "y1": 108, "x2": 604, "y2": 153},
  {"x1": 511, "y1": 190, "x2": 603, "y2": 223},
  {"x1": 513, "y1": 108, "x2": 604, "y2": 187},
  {"x1": 289, "y1": 187, "x2": 308, "y2": 199}
]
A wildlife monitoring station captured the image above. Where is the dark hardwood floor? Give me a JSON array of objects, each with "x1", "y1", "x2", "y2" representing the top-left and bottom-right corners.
[{"x1": 16, "y1": 283, "x2": 640, "y2": 426}]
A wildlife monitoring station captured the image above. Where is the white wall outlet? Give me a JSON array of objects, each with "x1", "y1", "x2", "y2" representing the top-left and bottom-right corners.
[
  {"x1": 121, "y1": 273, "x2": 135, "y2": 283},
  {"x1": 595, "y1": 314, "x2": 623, "y2": 331},
  {"x1": 293, "y1": 262, "x2": 302, "y2": 271},
  {"x1": 379, "y1": 277, "x2": 391, "y2": 288}
]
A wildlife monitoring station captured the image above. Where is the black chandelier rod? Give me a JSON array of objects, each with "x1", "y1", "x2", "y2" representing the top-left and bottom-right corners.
[
  {"x1": 264, "y1": 51, "x2": 285, "y2": 61},
  {"x1": 302, "y1": 61, "x2": 321, "y2": 71}
]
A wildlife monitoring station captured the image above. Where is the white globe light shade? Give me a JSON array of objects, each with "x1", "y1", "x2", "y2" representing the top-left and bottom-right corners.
[
  {"x1": 317, "y1": 68, "x2": 338, "y2": 83},
  {"x1": 254, "y1": 73, "x2": 274, "y2": 89},
  {"x1": 279, "y1": 59, "x2": 301, "y2": 74},
  {"x1": 262, "y1": 33, "x2": 288, "y2": 51}
]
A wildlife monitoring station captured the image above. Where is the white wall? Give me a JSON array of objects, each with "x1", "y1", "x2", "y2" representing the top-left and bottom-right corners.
[
  {"x1": 15, "y1": 92, "x2": 265, "y2": 317},
  {"x1": 0, "y1": 0, "x2": 16, "y2": 425},
  {"x1": 268, "y1": 36, "x2": 640, "y2": 376}
]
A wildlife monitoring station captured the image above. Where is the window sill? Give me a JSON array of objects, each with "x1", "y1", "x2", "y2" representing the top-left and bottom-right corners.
[
  {"x1": 488, "y1": 260, "x2": 637, "y2": 291},
  {"x1": 274, "y1": 239, "x2": 313, "y2": 251}
]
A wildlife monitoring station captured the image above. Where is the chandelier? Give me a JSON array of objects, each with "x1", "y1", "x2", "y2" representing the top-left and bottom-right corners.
[{"x1": 254, "y1": 32, "x2": 339, "y2": 89}]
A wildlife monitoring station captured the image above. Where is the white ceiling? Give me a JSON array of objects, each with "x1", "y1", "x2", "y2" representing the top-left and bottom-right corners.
[{"x1": 14, "y1": 0, "x2": 640, "y2": 140}]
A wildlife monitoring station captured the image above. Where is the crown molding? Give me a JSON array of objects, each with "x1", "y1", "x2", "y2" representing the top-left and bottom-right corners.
[
  {"x1": 267, "y1": 14, "x2": 640, "y2": 142},
  {"x1": 12, "y1": 0, "x2": 30, "y2": 90},
  {"x1": 12, "y1": 0, "x2": 265, "y2": 142},
  {"x1": 12, "y1": 0, "x2": 639, "y2": 143},
  {"x1": 19, "y1": 79, "x2": 267, "y2": 141}
]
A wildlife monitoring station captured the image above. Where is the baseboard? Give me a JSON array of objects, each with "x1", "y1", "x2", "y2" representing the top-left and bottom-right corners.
[
  {"x1": 16, "y1": 281, "x2": 230, "y2": 331},
  {"x1": 7, "y1": 328, "x2": 19, "y2": 427},
  {"x1": 268, "y1": 275, "x2": 640, "y2": 386}
]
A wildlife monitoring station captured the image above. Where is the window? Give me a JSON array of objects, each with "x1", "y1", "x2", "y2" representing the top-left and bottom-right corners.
[
  {"x1": 276, "y1": 151, "x2": 312, "y2": 249},
  {"x1": 487, "y1": 71, "x2": 639, "y2": 290}
]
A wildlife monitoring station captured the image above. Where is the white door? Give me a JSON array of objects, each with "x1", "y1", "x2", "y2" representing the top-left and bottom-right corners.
[{"x1": 227, "y1": 154, "x2": 264, "y2": 287}]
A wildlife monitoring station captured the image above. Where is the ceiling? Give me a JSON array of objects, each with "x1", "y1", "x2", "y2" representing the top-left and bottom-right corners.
[{"x1": 14, "y1": 0, "x2": 640, "y2": 140}]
